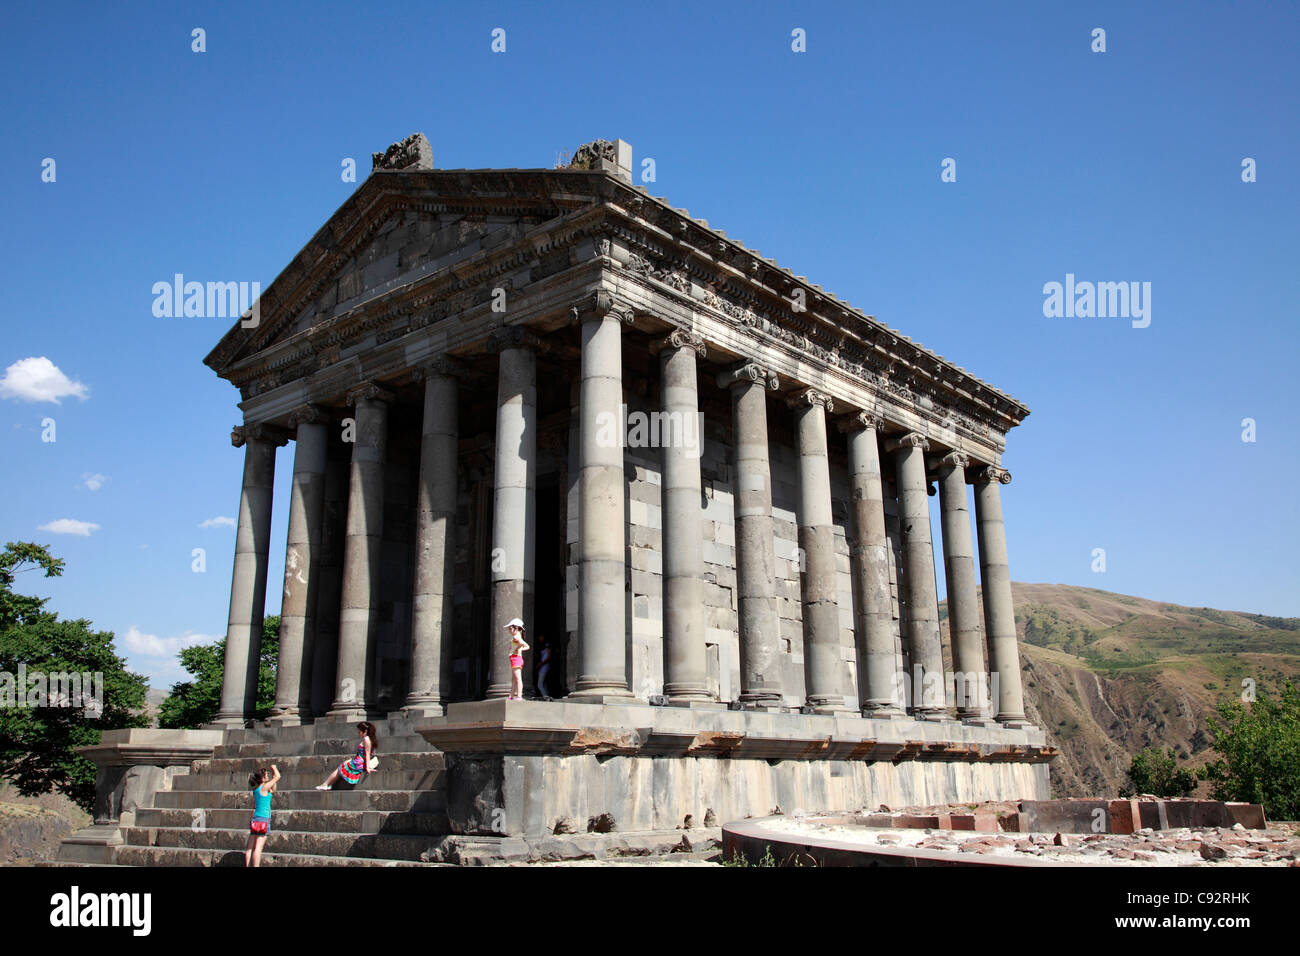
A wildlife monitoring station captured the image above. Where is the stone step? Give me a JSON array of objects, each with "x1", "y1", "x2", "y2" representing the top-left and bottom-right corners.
[
  {"x1": 153, "y1": 788, "x2": 445, "y2": 813},
  {"x1": 115, "y1": 845, "x2": 433, "y2": 867},
  {"x1": 213, "y1": 734, "x2": 431, "y2": 758},
  {"x1": 172, "y1": 767, "x2": 443, "y2": 791},
  {"x1": 225, "y1": 716, "x2": 431, "y2": 747},
  {"x1": 192, "y1": 751, "x2": 444, "y2": 776},
  {"x1": 135, "y1": 807, "x2": 446, "y2": 835},
  {"x1": 36, "y1": 861, "x2": 123, "y2": 867},
  {"x1": 123, "y1": 825, "x2": 445, "y2": 861}
]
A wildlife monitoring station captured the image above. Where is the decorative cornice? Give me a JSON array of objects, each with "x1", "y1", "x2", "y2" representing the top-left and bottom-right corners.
[
  {"x1": 232, "y1": 423, "x2": 291, "y2": 448},
  {"x1": 716, "y1": 362, "x2": 777, "y2": 391},
  {"x1": 287, "y1": 404, "x2": 331, "y2": 429},
  {"x1": 654, "y1": 328, "x2": 706, "y2": 358},
  {"x1": 786, "y1": 388, "x2": 834, "y2": 413},
  {"x1": 346, "y1": 382, "x2": 395, "y2": 406},
  {"x1": 885, "y1": 431, "x2": 930, "y2": 453},
  {"x1": 838, "y1": 411, "x2": 886, "y2": 434}
]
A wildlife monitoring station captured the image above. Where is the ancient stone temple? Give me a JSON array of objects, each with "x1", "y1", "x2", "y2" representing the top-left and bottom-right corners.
[{"x1": 175, "y1": 134, "x2": 1051, "y2": 853}]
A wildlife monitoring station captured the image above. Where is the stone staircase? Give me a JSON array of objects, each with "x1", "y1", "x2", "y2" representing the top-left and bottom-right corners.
[{"x1": 117, "y1": 717, "x2": 449, "y2": 867}]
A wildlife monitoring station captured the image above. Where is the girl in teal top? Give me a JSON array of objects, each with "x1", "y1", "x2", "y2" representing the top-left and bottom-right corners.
[{"x1": 244, "y1": 765, "x2": 280, "y2": 867}]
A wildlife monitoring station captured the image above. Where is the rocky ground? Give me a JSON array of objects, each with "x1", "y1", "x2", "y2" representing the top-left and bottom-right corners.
[
  {"x1": 763, "y1": 802, "x2": 1300, "y2": 867},
  {"x1": 0, "y1": 783, "x2": 90, "y2": 865}
]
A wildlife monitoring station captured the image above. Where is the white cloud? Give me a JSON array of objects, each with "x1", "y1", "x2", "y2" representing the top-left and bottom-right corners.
[
  {"x1": 138, "y1": 660, "x2": 191, "y2": 691},
  {"x1": 199, "y1": 516, "x2": 235, "y2": 528},
  {"x1": 0, "y1": 357, "x2": 89, "y2": 404},
  {"x1": 82, "y1": 472, "x2": 108, "y2": 491},
  {"x1": 37, "y1": 518, "x2": 100, "y2": 536},
  {"x1": 123, "y1": 626, "x2": 217, "y2": 659}
]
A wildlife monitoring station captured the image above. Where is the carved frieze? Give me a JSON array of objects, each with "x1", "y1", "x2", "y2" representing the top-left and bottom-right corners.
[{"x1": 623, "y1": 251, "x2": 691, "y2": 293}]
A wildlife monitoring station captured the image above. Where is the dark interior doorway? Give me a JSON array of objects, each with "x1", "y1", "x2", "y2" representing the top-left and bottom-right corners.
[{"x1": 534, "y1": 475, "x2": 565, "y2": 698}]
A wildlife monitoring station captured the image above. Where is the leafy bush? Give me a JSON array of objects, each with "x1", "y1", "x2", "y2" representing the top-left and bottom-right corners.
[
  {"x1": 0, "y1": 543, "x2": 148, "y2": 813},
  {"x1": 1121, "y1": 747, "x2": 1196, "y2": 797},
  {"x1": 1199, "y1": 681, "x2": 1300, "y2": 820},
  {"x1": 158, "y1": 617, "x2": 278, "y2": 729}
]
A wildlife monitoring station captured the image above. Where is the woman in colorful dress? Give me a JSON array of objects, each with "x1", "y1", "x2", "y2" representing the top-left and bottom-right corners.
[{"x1": 316, "y1": 722, "x2": 378, "y2": 790}]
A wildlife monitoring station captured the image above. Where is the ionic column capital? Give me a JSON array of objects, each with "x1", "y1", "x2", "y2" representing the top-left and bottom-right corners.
[
  {"x1": 838, "y1": 410, "x2": 886, "y2": 434},
  {"x1": 569, "y1": 291, "x2": 634, "y2": 326},
  {"x1": 932, "y1": 451, "x2": 970, "y2": 471},
  {"x1": 486, "y1": 326, "x2": 550, "y2": 355},
  {"x1": 346, "y1": 381, "x2": 395, "y2": 406},
  {"x1": 288, "y1": 404, "x2": 331, "y2": 429},
  {"x1": 232, "y1": 422, "x2": 291, "y2": 448},
  {"x1": 654, "y1": 327, "x2": 707, "y2": 358},
  {"x1": 884, "y1": 431, "x2": 930, "y2": 453},
  {"x1": 786, "y1": 388, "x2": 834, "y2": 413},
  {"x1": 716, "y1": 361, "x2": 778, "y2": 391},
  {"x1": 413, "y1": 355, "x2": 469, "y2": 380},
  {"x1": 973, "y1": 465, "x2": 1012, "y2": 485}
]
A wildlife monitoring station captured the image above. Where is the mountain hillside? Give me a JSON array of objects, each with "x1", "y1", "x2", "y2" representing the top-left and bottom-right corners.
[{"x1": 943, "y1": 583, "x2": 1300, "y2": 798}]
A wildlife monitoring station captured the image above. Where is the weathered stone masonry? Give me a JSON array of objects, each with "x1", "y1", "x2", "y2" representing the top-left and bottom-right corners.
[{"x1": 202, "y1": 136, "x2": 1049, "y2": 830}]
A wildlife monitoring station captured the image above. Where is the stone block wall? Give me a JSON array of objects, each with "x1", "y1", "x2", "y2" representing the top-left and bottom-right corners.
[{"x1": 447, "y1": 750, "x2": 1050, "y2": 839}]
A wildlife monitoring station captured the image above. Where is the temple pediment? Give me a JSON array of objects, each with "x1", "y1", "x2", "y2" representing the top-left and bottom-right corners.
[{"x1": 204, "y1": 170, "x2": 614, "y2": 375}]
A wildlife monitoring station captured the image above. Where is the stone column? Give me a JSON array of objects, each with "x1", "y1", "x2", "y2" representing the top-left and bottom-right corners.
[
  {"x1": 789, "y1": 388, "x2": 850, "y2": 713},
  {"x1": 719, "y1": 362, "x2": 783, "y2": 706},
  {"x1": 570, "y1": 294, "x2": 633, "y2": 699},
  {"x1": 269, "y1": 406, "x2": 330, "y2": 726},
  {"x1": 328, "y1": 383, "x2": 392, "y2": 719},
  {"x1": 403, "y1": 359, "x2": 462, "y2": 716},
  {"x1": 973, "y1": 466, "x2": 1028, "y2": 724},
  {"x1": 214, "y1": 424, "x2": 286, "y2": 726},
  {"x1": 487, "y1": 331, "x2": 542, "y2": 699},
  {"x1": 842, "y1": 413, "x2": 903, "y2": 716},
  {"x1": 658, "y1": 329, "x2": 711, "y2": 703},
  {"x1": 886, "y1": 432, "x2": 947, "y2": 718},
  {"x1": 935, "y1": 451, "x2": 986, "y2": 721}
]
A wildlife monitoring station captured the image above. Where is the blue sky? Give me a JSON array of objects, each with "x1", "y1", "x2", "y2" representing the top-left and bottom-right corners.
[{"x1": 1, "y1": 1, "x2": 1296, "y2": 689}]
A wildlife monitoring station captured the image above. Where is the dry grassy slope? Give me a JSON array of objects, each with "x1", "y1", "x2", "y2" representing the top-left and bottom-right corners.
[{"x1": 939, "y1": 582, "x2": 1300, "y2": 798}]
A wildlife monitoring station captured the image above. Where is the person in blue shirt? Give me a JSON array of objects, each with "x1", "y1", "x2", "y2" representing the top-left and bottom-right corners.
[{"x1": 244, "y1": 764, "x2": 280, "y2": 867}]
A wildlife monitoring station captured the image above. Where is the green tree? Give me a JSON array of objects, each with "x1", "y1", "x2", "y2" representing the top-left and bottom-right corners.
[
  {"x1": 158, "y1": 616, "x2": 279, "y2": 729},
  {"x1": 1121, "y1": 747, "x2": 1197, "y2": 797},
  {"x1": 1199, "y1": 681, "x2": 1300, "y2": 820},
  {"x1": 0, "y1": 542, "x2": 148, "y2": 813}
]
